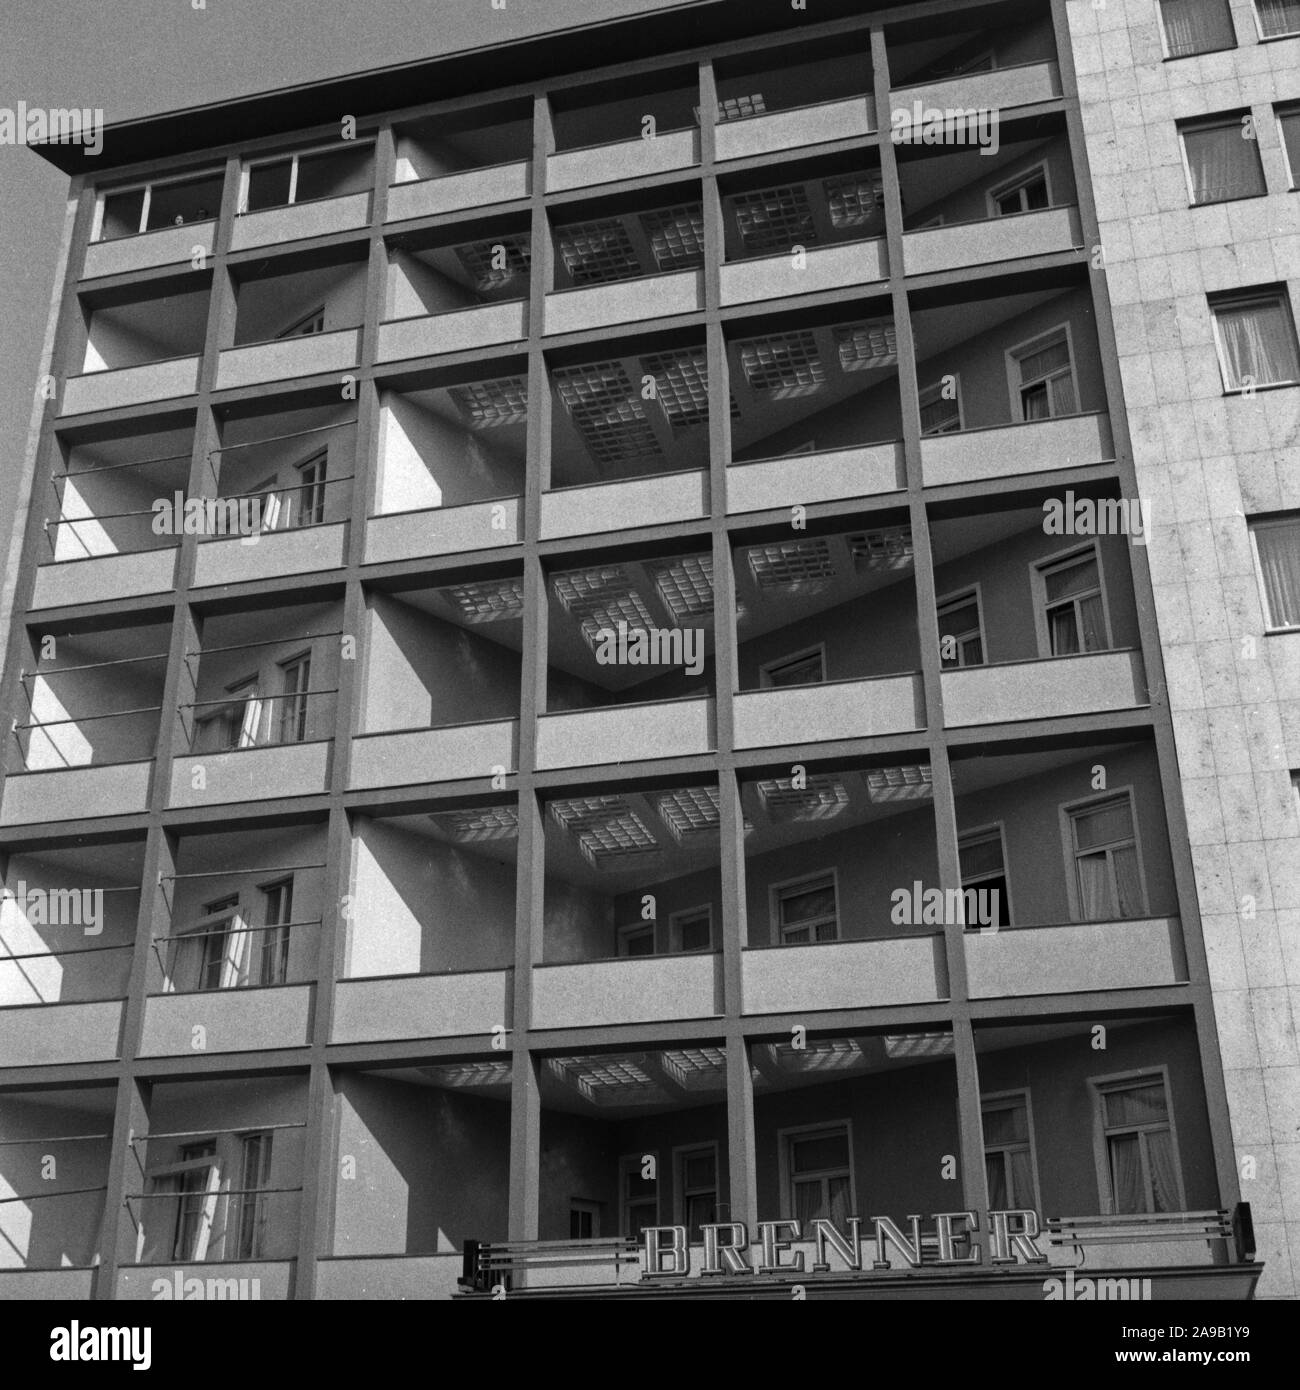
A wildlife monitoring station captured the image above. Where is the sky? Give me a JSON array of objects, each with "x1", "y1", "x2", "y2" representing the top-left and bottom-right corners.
[{"x1": 0, "y1": 0, "x2": 699, "y2": 564}]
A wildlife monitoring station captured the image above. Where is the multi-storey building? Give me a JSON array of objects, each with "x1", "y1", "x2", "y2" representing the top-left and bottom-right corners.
[{"x1": 0, "y1": 0, "x2": 1294, "y2": 1300}]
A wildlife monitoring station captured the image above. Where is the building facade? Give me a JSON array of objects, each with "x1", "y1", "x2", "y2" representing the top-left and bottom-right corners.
[{"x1": 0, "y1": 0, "x2": 1293, "y2": 1300}]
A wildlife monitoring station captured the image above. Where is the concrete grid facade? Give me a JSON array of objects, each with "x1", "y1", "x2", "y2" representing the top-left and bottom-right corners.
[{"x1": 0, "y1": 0, "x2": 1291, "y2": 1300}]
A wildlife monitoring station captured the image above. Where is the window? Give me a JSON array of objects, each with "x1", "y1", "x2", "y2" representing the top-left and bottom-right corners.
[
  {"x1": 620, "y1": 1155, "x2": 657, "y2": 1237},
  {"x1": 221, "y1": 677, "x2": 262, "y2": 749},
  {"x1": 295, "y1": 452, "x2": 328, "y2": 527},
  {"x1": 97, "y1": 170, "x2": 223, "y2": 240},
  {"x1": 173, "y1": 893, "x2": 253, "y2": 993},
  {"x1": 1095, "y1": 1074, "x2": 1183, "y2": 1214},
  {"x1": 919, "y1": 378, "x2": 962, "y2": 435},
  {"x1": 1036, "y1": 546, "x2": 1110, "y2": 655},
  {"x1": 1255, "y1": 0, "x2": 1300, "y2": 38},
  {"x1": 1210, "y1": 291, "x2": 1300, "y2": 390},
  {"x1": 277, "y1": 653, "x2": 311, "y2": 744},
  {"x1": 234, "y1": 1132, "x2": 273, "y2": 1259},
  {"x1": 1158, "y1": 0, "x2": 1236, "y2": 56},
  {"x1": 277, "y1": 306, "x2": 326, "y2": 339},
  {"x1": 1279, "y1": 107, "x2": 1300, "y2": 189},
  {"x1": 937, "y1": 590, "x2": 984, "y2": 668},
  {"x1": 760, "y1": 647, "x2": 826, "y2": 687},
  {"x1": 982, "y1": 1094, "x2": 1036, "y2": 1208},
  {"x1": 1067, "y1": 792, "x2": 1146, "y2": 920},
  {"x1": 774, "y1": 872, "x2": 838, "y2": 944},
  {"x1": 671, "y1": 906, "x2": 713, "y2": 952},
  {"x1": 570, "y1": 1199, "x2": 601, "y2": 1239},
  {"x1": 959, "y1": 825, "x2": 1011, "y2": 928},
  {"x1": 1180, "y1": 115, "x2": 1266, "y2": 205},
  {"x1": 618, "y1": 922, "x2": 655, "y2": 957},
  {"x1": 1010, "y1": 329, "x2": 1077, "y2": 420},
  {"x1": 166, "y1": 1141, "x2": 218, "y2": 1262},
  {"x1": 243, "y1": 146, "x2": 371, "y2": 212},
  {"x1": 258, "y1": 879, "x2": 293, "y2": 987},
  {"x1": 784, "y1": 1125, "x2": 853, "y2": 1225},
  {"x1": 989, "y1": 166, "x2": 1049, "y2": 217},
  {"x1": 1248, "y1": 515, "x2": 1300, "y2": 629},
  {"x1": 677, "y1": 1146, "x2": 718, "y2": 1242}
]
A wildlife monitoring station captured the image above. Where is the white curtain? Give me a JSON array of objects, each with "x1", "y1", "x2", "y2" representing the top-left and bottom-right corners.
[
  {"x1": 1161, "y1": 0, "x2": 1235, "y2": 54},
  {"x1": 1146, "y1": 1131, "x2": 1180, "y2": 1213},
  {"x1": 1217, "y1": 301, "x2": 1300, "y2": 387},
  {"x1": 1254, "y1": 523, "x2": 1300, "y2": 627},
  {"x1": 1108, "y1": 1134, "x2": 1144, "y2": 1213},
  {"x1": 1077, "y1": 851, "x2": 1115, "y2": 918},
  {"x1": 1256, "y1": 0, "x2": 1300, "y2": 37},
  {"x1": 1184, "y1": 124, "x2": 1262, "y2": 203}
]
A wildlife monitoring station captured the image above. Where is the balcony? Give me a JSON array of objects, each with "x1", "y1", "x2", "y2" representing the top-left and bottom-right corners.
[
  {"x1": 168, "y1": 601, "x2": 340, "y2": 809},
  {"x1": 720, "y1": 160, "x2": 887, "y2": 307},
  {"x1": 744, "y1": 935, "x2": 946, "y2": 1013},
  {"x1": 943, "y1": 650, "x2": 1147, "y2": 727},
  {"x1": 1, "y1": 620, "x2": 168, "y2": 827},
  {"x1": 533, "y1": 954, "x2": 721, "y2": 1029},
  {"x1": 85, "y1": 166, "x2": 224, "y2": 279},
  {"x1": 378, "y1": 219, "x2": 530, "y2": 363},
  {"x1": 543, "y1": 339, "x2": 713, "y2": 538},
  {"x1": 63, "y1": 274, "x2": 209, "y2": 416},
  {"x1": 965, "y1": 916, "x2": 1184, "y2": 996},
  {"x1": 367, "y1": 365, "x2": 526, "y2": 563},
  {"x1": 193, "y1": 396, "x2": 356, "y2": 588},
  {"x1": 545, "y1": 196, "x2": 706, "y2": 335},
  {"x1": 323, "y1": 1060, "x2": 510, "y2": 1297},
  {"x1": 230, "y1": 142, "x2": 373, "y2": 251},
  {"x1": 538, "y1": 548, "x2": 719, "y2": 769},
  {"x1": 922, "y1": 412, "x2": 1114, "y2": 487},
  {"x1": 217, "y1": 248, "x2": 367, "y2": 391},
  {"x1": 712, "y1": 35, "x2": 875, "y2": 162},
  {"x1": 728, "y1": 442, "x2": 905, "y2": 515},
  {"x1": 33, "y1": 417, "x2": 192, "y2": 610},
  {"x1": 890, "y1": 61, "x2": 1062, "y2": 132},
  {"x1": 0, "y1": 839, "x2": 141, "y2": 1065},
  {"x1": 337, "y1": 806, "x2": 514, "y2": 1034},
  {"x1": 389, "y1": 102, "x2": 532, "y2": 222},
  {"x1": 548, "y1": 69, "x2": 699, "y2": 192},
  {"x1": 121, "y1": 1076, "x2": 305, "y2": 1297},
  {"x1": 0, "y1": 1085, "x2": 112, "y2": 1282},
  {"x1": 351, "y1": 576, "x2": 522, "y2": 788},
  {"x1": 735, "y1": 675, "x2": 925, "y2": 749},
  {"x1": 905, "y1": 206, "x2": 1081, "y2": 277}
]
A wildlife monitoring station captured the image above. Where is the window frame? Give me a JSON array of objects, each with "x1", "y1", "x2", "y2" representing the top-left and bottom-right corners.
[
  {"x1": 617, "y1": 921, "x2": 656, "y2": 957},
  {"x1": 669, "y1": 903, "x2": 714, "y2": 953},
  {"x1": 294, "y1": 450, "x2": 329, "y2": 527},
  {"x1": 981, "y1": 1088, "x2": 1041, "y2": 1212},
  {"x1": 617, "y1": 1151, "x2": 658, "y2": 1237},
  {"x1": 1088, "y1": 1066, "x2": 1187, "y2": 1216},
  {"x1": 1157, "y1": 0, "x2": 1238, "y2": 59},
  {"x1": 569, "y1": 1197, "x2": 602, "y2": 1240},
  {"x1": 147, "y1": 1139, "x2": 220, "y2": 1263},
  {"x1": 1252, "y1": 0, "x2": 1300, "y2": 40},
  {"x1": 1209, "y1": 289, "x2": 1300, "y2": 392},
  {"x1": 672, "y1": 1141, "x2": 720, "y2": 1241},
  {"x1": 256, "y1": 876, "x2": 294, "y2": 987},
  {"x1": 1277, "y1": 104, "x2": 1300, "y2": 189},
  {"x1": 986, "y1": 162, "x2": 1053, "y2": 219},
  {"x1": 91, "y1": 167, "x2": 224, "y2": 242},
  {"x1": 277, "y1": 650, "x2": 313, "y2": 745},
  {"x1": 957, "y1": 820, "x2": 1013, "y2": 928},
  {"x1": 1248, "y1": 514, "x2": 1300, "y2": 631},
  {"x1": 936, "y1": 583, "x2": 985, "y2": 667},
  {"x1": 233, "y1": 1130, "x2": 274, "y2": 1260},
  {"x1": 1005, "y1": 321, "x2": 1079, "y2": 422},
  {"x1": 1058, "y1": 785, "x2": 1151, "y2": 922},
  {"x1": 1030, "y1": 541, "x2": 1114, "y2": 659},
  {"x1": 1177, "y1": 112, "x2": 1267, "y2": 207},
  {"x1": 276, "y1": 305, "x2": 327, "y2": 340},
  {"x1": 918, "y1": 374, "x2": 964, "y2": 435},
  {"x1": 777, "y1": 1119, "x2": 856, "y2": 1224},
  {"x1": 759, "y1": 643, "x2": 827, "y2": 689},
  {"x1": 770, "y1": 868, "x2": 840, "y2": 946},
  {"x1": 238, "y1": 140, "x2": 376, "y2": 215}
]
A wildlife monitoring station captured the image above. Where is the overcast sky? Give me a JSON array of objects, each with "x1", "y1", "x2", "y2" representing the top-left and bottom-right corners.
[{"x1": 0, "y1": 0, "x2": 696, "y2": 559}]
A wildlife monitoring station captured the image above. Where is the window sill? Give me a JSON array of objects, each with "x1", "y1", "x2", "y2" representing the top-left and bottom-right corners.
[
  {"x1": 1187, "y1": 190, "x2": 1270, "y2": 208},
  {"x1": 1160, "y1": 45, "x2": 1237, "y2": 62},
  {"x1": 1220, "y1": 379, "x2": 1299, "y2": 396}
]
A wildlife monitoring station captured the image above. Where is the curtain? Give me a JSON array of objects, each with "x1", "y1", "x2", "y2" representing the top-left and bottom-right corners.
[
  {"x1": 1256, "y1": 0, "x2": 1300, "y2": 37},
  {"x1": 1050, "y1": 606, "x2": 1080, "y2": 655},
  {"x1": 1184, "y1": 124, "x2": 1263, "y2": 203},
  {"x1": 1217, "y1": 301, "x2": 1300, "y2": 386},
  {"x1": 1160, "y1": 0, "x2": 1235, "y2": 55},
  {"x1": 827, "y1": 1175, "x2": 852, "y2": 1227},
  {"x1": 1077, "y1": 851, "x2": 1115, "y2": 918},
  {"x1": 794, "y1": 1179, "x2": 821, "y2": 1227},
  {"x1": 1080, "y1": 593, "x2": 1108, "y2": 650},
  {"x1": 1113, "y1": 844, "x2": 1145, "y2": 917},
  {"x1": 986, "y1": 1155, "x2": 1008, "y2": 1209},
  {"x1": 1009, "y1": 1149, "x2": 1035, "y2": 1208},
  {"x1": 1108, "y1": 1134, "x2": 1144, "y2": 1214},
  {"x1": 1253, "y1": 523, "x2": 1300, "y2": 627},
  {"x1": 1145, "y1": 1131, "x2": 1180, "y2": 1213}
]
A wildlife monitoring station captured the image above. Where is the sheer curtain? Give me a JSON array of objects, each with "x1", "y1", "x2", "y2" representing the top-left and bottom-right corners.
[
  {"x1": 1256, "y1": 0, "x2": 1300, "y2": 37},
  {"x1": 1076, "y1": 851, "x2": 1115, "y2": 918},
  {"x1": 1184, "y1": 124, "x2": 1262, "y2": 202},
  {"x1": 1253, "y1": 523, "x2": 1300, "y2": 627},
  {"x1": 1108, "y1": 1134, "x2": 1144, "y2": 1213},
  {"x1": 1160, "y1": 0, "x2": 1235, "y2": 54},
  {"x1": 1145, "y1": 1131, "x2": 1180, "y2": 1213},
  {"x1": 1217, "y1": 301, "x2": 1300, "y2": 386}
]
